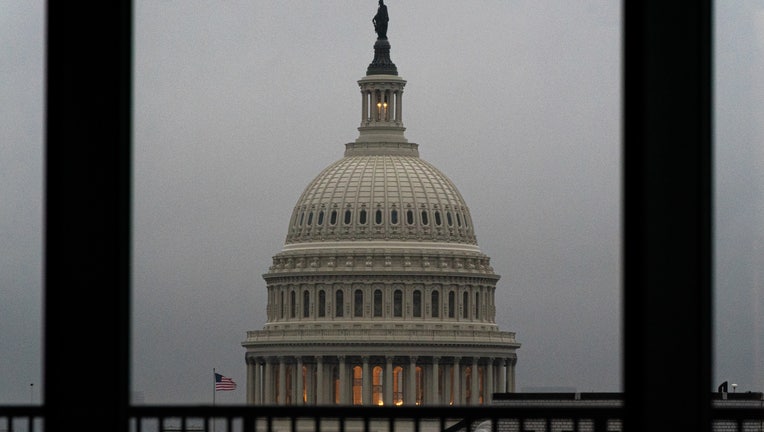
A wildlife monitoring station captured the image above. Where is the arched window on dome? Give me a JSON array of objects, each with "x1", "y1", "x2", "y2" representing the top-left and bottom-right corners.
[
  {"x1": 447, "y1": 211, "x2": 453, "y2": 226},
  {"x1": 303, "y1": 290, "x2": 310, "y2": 318},
  {"x1": 393, "y1": 366, "x2": 404, "y2": 405},
  {"x1": 413, "y1": 290, "x2": 422, "y2": 317},
  {"x1": 330, "y1": 209, "x2": 338, "y2": 225},
  {"x1": 448, "y1": 291, "x2": 455, "y2": 318},
  {"x1": 373, "y1": 289, "x2": 383, "y2": 317},
  {"x1": 434, "y1": 210, "x2": 442, "y2": 226},
  {"x1": 317, "y1": 210, "x2": 324, "y2": 226},
  {"x1": 431, "y1": 290, "x2": 440, "y2": 318},
  {"x1": 318, "y1": 290, "x2": 326, "y2": 317},
  {"x1": 344, "y1": 209, "x2": 352, "y2": 225},
  {"x1": 456, "y1": 212, "x2": 462, "y2": 227},
  {"x1": 335, "y1": 289, "x2": 344, "y2": 317},
  {"x1": 375, "y1": 209, "x2": 383, "y2": 225},
  {"x1": 390, "y1": 209, "x2": 399, "y2": 225},
  {"x1": 290, "y1": 290, "x2": 296, "y2": 318},
  {"x1": 462, "y1": 292, "x2": 469, "y2": 319},
  {"x1": 352, "y1": 366, "x2": 363, "y2": 405},
  {"x1": 406, "y1": 209, "x2": 414, "y2": 225},
  {"x1": 280, "y1": 291, "x2": 285, "y2": 319},
  {"x1": 393, "y1": 289, "x2": 402, "y2": 317},
  {"x1": 372, "y1": 366, "x2": 384, "y2": 405},
  {"x1": 354, "y1": 289, "x2": 363, "y2": 317},
  {"x1": 299, "y1": 211, "x2": 305, "y2": 227},
  {"x1": 420, "y1": 210, "x2": 429, "y2": 226},
  {"x1": 359, "y1": 209, "x2": 367, "y2": 225},
  {"x1": 307, "y1": 211, "x2": 313, "y2": 226}
]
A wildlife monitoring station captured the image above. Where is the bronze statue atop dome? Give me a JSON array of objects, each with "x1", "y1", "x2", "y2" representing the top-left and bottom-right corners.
[{"x1": 373, "y1": 0, "x2": 389, "y2": 39}]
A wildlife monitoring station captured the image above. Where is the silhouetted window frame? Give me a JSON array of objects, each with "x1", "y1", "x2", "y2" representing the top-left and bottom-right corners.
[{"x1": 41, "y1": 2, "x2": 713, "y2": 430}]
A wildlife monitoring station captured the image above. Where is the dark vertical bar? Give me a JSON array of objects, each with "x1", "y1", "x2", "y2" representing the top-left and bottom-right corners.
[
  {"x1": 623, "y1": 1, "x2": 712, "y2": 431},
  {"x1": 45, "y1": 2, "x2": 132, "y2": 432}
]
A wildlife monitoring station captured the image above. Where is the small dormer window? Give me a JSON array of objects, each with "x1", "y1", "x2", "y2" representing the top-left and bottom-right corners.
[
  {"x1": 406, "y1": 209, "x2": 414, "y2": 225},
  {"x1": 434, "y1": 210, "x2": 442, "y2": 226},
  {"x1": 330, "y1": 210, "x2": 338, "y2": 225},
  {"x1": 299, "y1": 211, "x2": 305, "y2": 226},
  {"x1": 421, "y1": 210, "x2": 429, "y2": 226},
  {"x1": 456, "y1": 212, "x2": 462, "y2": 227},
  {"x1": 318, "y1": 210, "x2": 325, "y2": 226},
  {"x1": 307, "y1": 211, "x2": 313, "y2": 226},
  {"x1": 447, "y1": 211, "x2": 453, "y2": 226},
  {"x1": 391, "y1": 209, "x2": 399, "y2": 225},
  {"x1": 359, "y1": 209, "x2": 367, "y2": 225},
  {"x1": 344, "y1": 209, "x2": 352, "y2": 225},
  {"x1": 375, "y1": 209, "x2": 383, "y2": 225}
]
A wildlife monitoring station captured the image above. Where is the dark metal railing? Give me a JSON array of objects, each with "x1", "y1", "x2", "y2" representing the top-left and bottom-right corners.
[{"x1": 2, "y1": 405, "x2": 764, "y2": 432}]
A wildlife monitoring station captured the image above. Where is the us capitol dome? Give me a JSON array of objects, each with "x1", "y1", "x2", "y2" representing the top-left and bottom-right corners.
[{"x1": 242, "y1": 2, "x2": 520, "y2": 406}]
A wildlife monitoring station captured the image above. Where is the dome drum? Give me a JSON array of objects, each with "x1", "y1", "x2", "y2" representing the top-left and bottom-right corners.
[{"x1": 267, "y1": 249, "x2": 495, "y2": 275}]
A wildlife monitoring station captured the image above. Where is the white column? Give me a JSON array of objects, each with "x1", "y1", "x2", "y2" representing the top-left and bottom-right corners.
[
  {"x1": 408, "y1": 356, "x2": 417, "y2": 405},
  {"x1": 296, "y1": 357, "x2": 304, "y2": 405},
  {"x1": 431, "y1": 357, "x2": 440, "y2": 405},
  {"x1": 338, "y1": 356, "x2": 346, "y2": 404},
  {"x1": 452, "y1": 358, "x2": 461, "y2": 405},
  {"x1": 396, "y1": 91, "x2": 403, "y2": 123},
  {"x1": 278, "y1": 357, "x2": 286, "y2": 405},
  {"x1": 264, "y1": 358, "x2": 273, "y2": 404},
  {"x1": 508, "y1": 357, "x2": 517, "y2": 392},
  {"x1": 471, "y1": 358, "x2": 479, "y2": 405},
  {"x1": 362, "y1": 356, "x2": 371, "y2": 405},
  {"x1": 361, "y1": 90, "x2": 367, "y2": 122},
  {"x1": 499, "y1": 358, "x2": 507, "y2": 393},
  {"x1": 385, "y1": 356, "x2": 393, "y2": 406},
  {"x1": 486, "y1": 358, "x2": 494, "y2": 405},
  {"x1": 316, "y1": 356, "x2": 324, "y2": 405},
  {"x1": 246, "y1": 356, "x2": 255, "y2": 404},
  {"x1": 444, "y1": 361, "x2": 452, "y2": 405}
]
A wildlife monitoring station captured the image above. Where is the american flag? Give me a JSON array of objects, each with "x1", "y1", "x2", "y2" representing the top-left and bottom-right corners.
[{"x1": 214, "y1": 373, "x2": 237, "y2": 391}]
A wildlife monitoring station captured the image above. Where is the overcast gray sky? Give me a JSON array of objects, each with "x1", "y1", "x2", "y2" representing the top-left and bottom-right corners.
[{"x1": 1, "y1": 1, "x2": 762, "y2": 405}]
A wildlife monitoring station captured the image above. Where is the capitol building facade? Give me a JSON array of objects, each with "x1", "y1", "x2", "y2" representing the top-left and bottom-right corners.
[{"x1": 241, "y1": 9, "x2": 520, "y2": 406}]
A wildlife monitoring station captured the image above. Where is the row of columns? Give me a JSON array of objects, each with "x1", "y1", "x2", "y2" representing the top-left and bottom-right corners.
[
  {"x1": 246, "y1": 355, "x2": 517, "y2": 406},
  {"x1": 361, "y1": 88, "x2": 403, "y2": 124}
]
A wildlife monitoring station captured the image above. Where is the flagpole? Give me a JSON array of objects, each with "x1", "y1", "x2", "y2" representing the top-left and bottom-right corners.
[{"x1": 212, "y1": 368, "x2": 216, "y2": 432}]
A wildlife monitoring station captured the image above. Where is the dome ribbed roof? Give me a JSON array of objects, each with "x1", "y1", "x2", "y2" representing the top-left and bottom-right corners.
[{"x1": 285, "y1": 151, "x2": 477, "y2": 245}]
